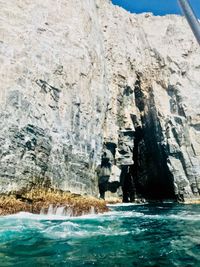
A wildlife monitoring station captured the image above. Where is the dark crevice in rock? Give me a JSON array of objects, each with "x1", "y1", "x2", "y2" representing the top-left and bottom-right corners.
[
  {"x1": 134, "y1": 76, "x2": 145, "y2": 112},
  {"x1": 35, "y1": 79, "x2": 61, "y2": 102},
  {"x1": 123, "y1": 85, "x2": 133, "y2": 96},
  {"x1": 190, "y1": 123, "x2": 200, "y2": 132},
  {"x1": 131, "y1": 126, "x2": 146, "y2": 198},
  {"x1": 132, "y1": 75, "x2": 175, "y2": 200},
  {"x1": 120, "y1": 165, "x2": 135, "y2": 202},
  {"x1": 104, "y1": 142, "x2": 117, "y2": 158}
]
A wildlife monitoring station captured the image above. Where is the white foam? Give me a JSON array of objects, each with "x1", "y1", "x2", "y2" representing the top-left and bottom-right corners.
[
  {"x1": 3, "y1": 208, "x2": 200, "y2": 223},
  {"x1": 168, "y1": 214, "x2": 200, "y2": 221},
  {"x1": 4, "y1": 212, "x2": 71, "y2": 221},
  {"x1": 107, "y1": 203, "x2": 147, "y2": 207}
]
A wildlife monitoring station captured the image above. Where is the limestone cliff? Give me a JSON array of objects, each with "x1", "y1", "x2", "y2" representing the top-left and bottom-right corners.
[{"x1": 0, "y1": 0, "x2": 200, "y2": 200}]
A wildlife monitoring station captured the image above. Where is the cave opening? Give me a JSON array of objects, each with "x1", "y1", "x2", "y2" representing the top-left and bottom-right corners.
[
  {"x1": 131, "y1": 75, "x2": 176, "y2": 201},
  {"x1": 98, "y1": 74, "x2": 176, "y2": 201}
]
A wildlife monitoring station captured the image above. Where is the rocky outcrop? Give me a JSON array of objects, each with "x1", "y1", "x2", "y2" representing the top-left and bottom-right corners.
[
  {"x1": 0, "y1": 0, "x2": 200, "y2": 201},
  {"x1": 100, "y1": 4, "x2": 200, "y2": 200},
  {"x1": 0, "y1": 188, "x2": 108, "y2": 216}
]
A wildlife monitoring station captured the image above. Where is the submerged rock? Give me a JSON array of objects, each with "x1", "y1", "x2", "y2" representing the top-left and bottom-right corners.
[{"x1": 0, "y1": 0, "x2": 200, "y2": 200}]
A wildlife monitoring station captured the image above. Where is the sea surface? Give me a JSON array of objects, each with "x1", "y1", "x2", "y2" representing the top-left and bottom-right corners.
[{"x1": 0, "y1": 203, "x2": 200, "y2": 267}]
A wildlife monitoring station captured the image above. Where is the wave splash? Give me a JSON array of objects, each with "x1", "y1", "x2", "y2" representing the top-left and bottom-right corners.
[{"x1": 1, "y1": 203, "x2": 200, "y2": 266}]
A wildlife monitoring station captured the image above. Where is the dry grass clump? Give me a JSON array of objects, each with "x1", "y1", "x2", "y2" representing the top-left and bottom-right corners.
[
  {"x1": 0, "y1": 196, "x2": 30, "y2": 216},
  {"x1": 0, "y1": 188, "x2": 108, "y2": 216}
]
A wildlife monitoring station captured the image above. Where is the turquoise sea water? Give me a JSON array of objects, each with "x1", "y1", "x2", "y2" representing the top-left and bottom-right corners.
[{"x1": 0, "y1": 203, "x2": 200, "y2": 267}]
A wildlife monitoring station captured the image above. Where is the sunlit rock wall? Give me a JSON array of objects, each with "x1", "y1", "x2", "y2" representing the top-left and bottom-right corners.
[
  {"x1": 99, "y1": 3, "x2": 200, "y2": 200},
  {"x1": 0, "y1": 0, "x2": 200, "y2": 200},
  {"x1": 0, "y1": 0, "x2": 109, "y2": 194}
]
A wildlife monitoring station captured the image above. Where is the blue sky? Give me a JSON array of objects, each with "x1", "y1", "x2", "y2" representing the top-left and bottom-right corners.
[{"x1": 111, "y1": 0, "x2": 200, "y2": 18}]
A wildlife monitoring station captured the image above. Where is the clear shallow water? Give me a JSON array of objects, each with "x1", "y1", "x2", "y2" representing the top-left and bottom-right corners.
[{"x1": 0, "y1": 204, "x2": 200, "y2": 267}]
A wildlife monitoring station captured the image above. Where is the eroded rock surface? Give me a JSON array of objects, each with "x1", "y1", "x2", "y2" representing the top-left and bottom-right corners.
[{"x1": 0, "y1": 0, "x2": 200, "y2": 200}]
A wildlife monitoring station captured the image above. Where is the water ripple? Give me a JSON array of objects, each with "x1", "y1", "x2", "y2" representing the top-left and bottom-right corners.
[{"x1": 0, "y1": 203, "x2": 200, "y2": 267}]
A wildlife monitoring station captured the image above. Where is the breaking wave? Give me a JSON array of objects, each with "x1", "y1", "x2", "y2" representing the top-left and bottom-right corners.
[{"x1": 1, "y1": 203, "x2": 200, "y2": 266}]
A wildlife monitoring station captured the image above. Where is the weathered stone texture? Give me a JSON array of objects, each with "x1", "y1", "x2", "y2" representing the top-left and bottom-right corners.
[{"x1": 0, "y1": 0, "x2": 200, "y2": 199}]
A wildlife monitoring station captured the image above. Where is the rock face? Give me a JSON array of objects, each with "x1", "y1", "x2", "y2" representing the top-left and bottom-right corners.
[{"x1": 0, "y1": 0, "x2": 200, "y2": 200}]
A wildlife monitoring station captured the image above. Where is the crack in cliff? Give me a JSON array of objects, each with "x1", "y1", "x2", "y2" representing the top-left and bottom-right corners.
[{"x1": 132, "y1": 75, "x2": 176, "y2": 200}]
